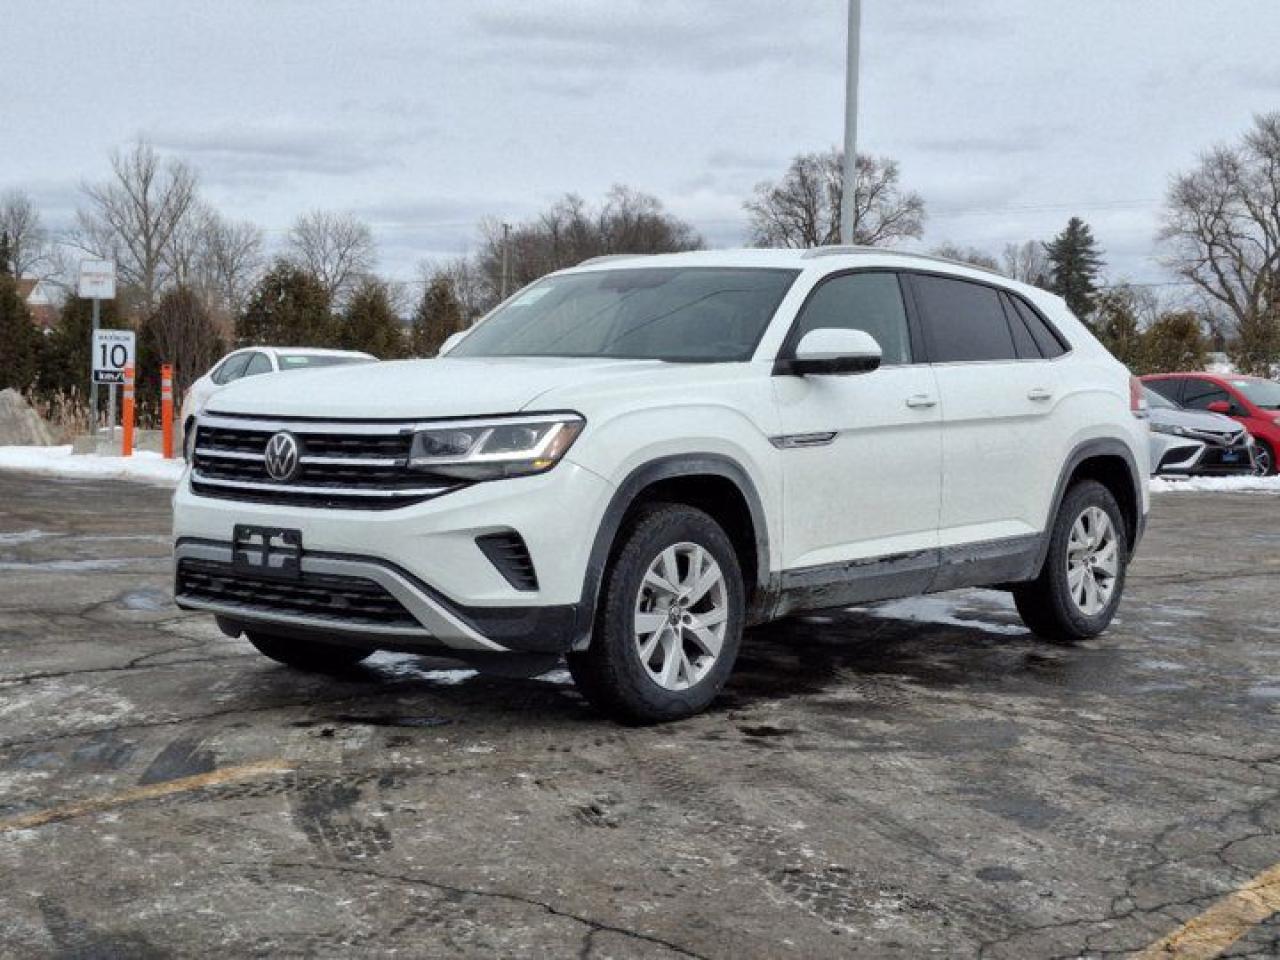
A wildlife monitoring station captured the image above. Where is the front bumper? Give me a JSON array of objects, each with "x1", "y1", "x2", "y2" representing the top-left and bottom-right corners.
[{"x1": 172, "y1": 460, "x2": 614, "y2": 653}]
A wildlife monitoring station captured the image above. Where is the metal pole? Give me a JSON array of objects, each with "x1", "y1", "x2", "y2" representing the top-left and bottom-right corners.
[
  {"x1": 89, "y1": 298, "x2": 100, "y2": 437},
  {"x1": 501, "y1": 222, "x2": 511, "y2": 299},
  {"x1": 838, "y1": 0, "x2": 862, "y2": 246},
  {"x1": 107, "y1": 384, "x2": 116, "y2": 442}
]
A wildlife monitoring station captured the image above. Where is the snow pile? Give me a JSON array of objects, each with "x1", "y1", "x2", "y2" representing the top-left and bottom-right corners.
[
  {"x1": 0, "y1": 389, "x2": 54, "y2": 446},
  {"x1": 852, "y1": 592, "x2": 1028, "y2": 636},
  {"x1": 1150, "y1": 474, "x2": 1280, "y2": 494},
  {"x1": 0, "y1": 445, "x2": 185, "y2": 485}
]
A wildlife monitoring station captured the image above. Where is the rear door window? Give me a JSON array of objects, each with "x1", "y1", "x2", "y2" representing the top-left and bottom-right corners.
[{"x1": 910, "y1": 274, "x2": 1017, "y2": 363}]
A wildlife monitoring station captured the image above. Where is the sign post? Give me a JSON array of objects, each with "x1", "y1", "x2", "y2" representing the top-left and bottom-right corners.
[{"x1": 78, "y1": 260, "x2": 117, "y2": 437}]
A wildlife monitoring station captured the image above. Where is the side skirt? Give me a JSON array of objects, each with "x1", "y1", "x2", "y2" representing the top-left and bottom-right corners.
[{"x1": 773, "y1": 533, "x2": 1044, "y2": 617}]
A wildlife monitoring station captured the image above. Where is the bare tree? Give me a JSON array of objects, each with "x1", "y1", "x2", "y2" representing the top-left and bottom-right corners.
[
  {"x1": 162, "y1": 204, "x2": 264, "y2": 332},
  {"x1": 474, "y1": 186, "x2": 702, "y2": 301},
  {"x1": 73, "y1": 140, "x2": 199, "y2": 310},
  {"x1": 1160, "y1": 112, "x2": 1280, "y2": 375},
  {"x1": 140, "y1": 286, "x2": 224, "y2": 399},
  {"x1": 1001, "y1": 240, "x2": 1051, "y2": 286},
  {"x1": 285, "y1": 210, "x2": 375, "y2": 303},
  {"x1": 0, "y1": 189, "x2": 54, "y2": 279},
  {"x1": 745, "y1": 149, "x2": 925, "y2": 248},
  {"x1": 931, "y1": 243, "x2": 999, "y2": 271}
]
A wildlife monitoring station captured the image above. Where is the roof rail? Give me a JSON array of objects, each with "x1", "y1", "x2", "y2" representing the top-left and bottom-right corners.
[
  {"x1": 577, "y1": 253, "x2": 651, "y2": 267},
  {"x1": 801, "y1": 245, "x2": 1006, "y2": 278}
]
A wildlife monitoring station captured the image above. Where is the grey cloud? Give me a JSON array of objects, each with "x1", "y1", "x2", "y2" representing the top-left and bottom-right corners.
[{"x1": 150, "y1": 123, "x2": 406, "y2": 178}]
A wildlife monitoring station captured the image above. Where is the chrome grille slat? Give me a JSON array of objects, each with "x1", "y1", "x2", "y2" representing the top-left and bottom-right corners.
[{"x1": 190, "y1": 417, "x2": 455, "y2": 510}]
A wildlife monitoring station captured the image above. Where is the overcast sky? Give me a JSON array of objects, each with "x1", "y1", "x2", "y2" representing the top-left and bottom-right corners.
[{"x1": 4, "y1": 0, "x2": 1279, "y2": 289}]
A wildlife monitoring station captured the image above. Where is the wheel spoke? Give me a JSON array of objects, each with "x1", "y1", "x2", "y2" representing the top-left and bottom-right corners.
[
  {"x1": 1067, "y1": 565, "x2": 1087, "y2": 593},
  {"x1": 634, "y1": 611, "x2": 667, "y2": 636},
  {"x1": 658, "y1": 630, "x2": 682, "y2": 687},
  {"x1": 687, "y1": 561, "x2": 721, "y2": 604},
  {"x1": 1094, "y1": 541, "x2": 1119, "y2": 578},
  {"x1": 685, "y1": 621, "x2": 723, "y2": 658},
  {"x1": 638, "y1": 624, "x2": 665, "y2": 663},
  {"x1": 1082, "y1": 572, "x2": 1099, "y2": 613},
  {"x1": 644, "y1": 567, "x2": 679, "y2": 597}
]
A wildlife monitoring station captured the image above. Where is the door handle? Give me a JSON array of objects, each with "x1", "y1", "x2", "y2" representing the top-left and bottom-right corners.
[
  {"x1": 1027, "y1": 387, "x2": 1054, "y2": 402},
  {"x1": 905, "y1": 394, "x2": 937, "y2": 409}
]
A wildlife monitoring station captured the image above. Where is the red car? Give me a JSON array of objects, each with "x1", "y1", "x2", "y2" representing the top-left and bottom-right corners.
[{"x1": 1142, "y1": 372, "x2": 1280, "y2": 475}]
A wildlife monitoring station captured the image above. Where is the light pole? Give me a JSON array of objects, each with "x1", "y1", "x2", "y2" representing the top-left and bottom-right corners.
[{"x1": 838, "y1": 0, "x2": 862, "y2": 245}]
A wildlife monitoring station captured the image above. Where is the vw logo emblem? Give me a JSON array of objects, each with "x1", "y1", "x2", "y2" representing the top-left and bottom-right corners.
[{"x1": 264, "y1": 432, "x2": 301, "y2": 482}]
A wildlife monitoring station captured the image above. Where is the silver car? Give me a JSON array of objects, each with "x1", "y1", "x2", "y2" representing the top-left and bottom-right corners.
[{"x1": 1146, "y1": 387, "x2": 1257, "y2": 476}]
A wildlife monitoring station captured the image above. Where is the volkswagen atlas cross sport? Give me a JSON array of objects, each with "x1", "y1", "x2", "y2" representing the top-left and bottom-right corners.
[{"x1": 174, "y1": 248, "x2": 1150, "y2": 723}]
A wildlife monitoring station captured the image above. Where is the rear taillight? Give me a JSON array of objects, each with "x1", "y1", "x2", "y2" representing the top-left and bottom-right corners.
[{"x1": 1130, "y1": 376, "x2": 1148, "y2": 418}]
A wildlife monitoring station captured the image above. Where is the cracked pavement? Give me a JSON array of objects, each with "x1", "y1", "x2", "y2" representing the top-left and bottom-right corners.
[{"x1": 0, "y1": 472, "x2": 1278, "y2": 958}]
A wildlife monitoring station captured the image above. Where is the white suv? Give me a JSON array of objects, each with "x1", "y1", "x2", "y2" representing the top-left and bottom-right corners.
[{"x1": 173, "y1": 248, "x2": 1150, "y2": 722}]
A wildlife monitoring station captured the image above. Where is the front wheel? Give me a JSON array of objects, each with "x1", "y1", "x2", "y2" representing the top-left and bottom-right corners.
[
  {"x1": 568, "y1": 503, "x2": 745, "y2": 724},
  {"x1": 1254, "y1": 440, "x2": 1275, "y2": 476},
  {"x1": 246, "y1": 631, "x2": 372, "y2": 673},
  {"x1": 1013, "y1": 480, "x2": 1128, "y2": 643}
]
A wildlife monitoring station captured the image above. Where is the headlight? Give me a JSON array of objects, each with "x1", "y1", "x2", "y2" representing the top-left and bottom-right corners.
[
  {"x1": 408, "y1": 414, "x2": 584, "y2": 481},
  {"x1": 1150, "y1": 422, "x2": 1188, "y2": 436}
]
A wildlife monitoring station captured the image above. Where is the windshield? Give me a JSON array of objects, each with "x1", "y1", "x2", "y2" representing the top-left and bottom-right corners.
[
  {"x1": 1229, "y1": 378, "x2": 1280, "y2": 410},
  {"x1": 450, "y1": 267, "x2": 800, "y2": 362},
  {"x1": 1144, "y1": 387, "x2": 1176, "y2": 410},
  {"x1": 277, "y1": 354, "x2": 373, "y2": 369}
]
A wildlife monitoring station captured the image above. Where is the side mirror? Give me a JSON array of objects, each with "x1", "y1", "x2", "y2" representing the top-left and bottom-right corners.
[
  {"x1": 790, "y1": 328, "x2": 882, "y2": 376},
  {"x1": 1206, "y1": 400, "x2": 1231, "y2": 415},
  {"x1": 438, "y1": 330, "x2": 467, "y2": 356}
]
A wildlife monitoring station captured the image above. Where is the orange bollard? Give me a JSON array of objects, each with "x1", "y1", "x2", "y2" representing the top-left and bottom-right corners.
[
  {"x1": 161, "y1": 364, "x2": 174, "y2": 459},
  {"x1": 122, "y1": 364, "x2": 135, "y2": 458}
]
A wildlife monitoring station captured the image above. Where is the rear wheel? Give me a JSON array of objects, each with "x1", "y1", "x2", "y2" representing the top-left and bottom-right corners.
[
  {"x1": 1013, "y1": 480, "x2": 1128, "y2": 643},
  {"x1": 568, "y1": 503, "x2": 745, "y2": 724},
  {"x1": 246, "y1": 631, "x2": 372, "y2": 673}
]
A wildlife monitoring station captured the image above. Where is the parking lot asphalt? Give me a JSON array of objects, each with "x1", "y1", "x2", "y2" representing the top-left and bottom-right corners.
[{"x1": 0, "y1": 471, "x2": 1278, "y2": 959}]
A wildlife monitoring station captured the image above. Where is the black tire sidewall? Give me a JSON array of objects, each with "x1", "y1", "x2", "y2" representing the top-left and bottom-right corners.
[
  {"x1": 1043, "y1": 481, "x2": 1128, "y2": 637},
  {"x1": 592, "y1": 505, "x2": 745, "y2": 723}
]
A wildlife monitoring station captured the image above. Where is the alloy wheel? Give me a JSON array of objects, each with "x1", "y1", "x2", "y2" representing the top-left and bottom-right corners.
[
  {"x1": 633, "y1": 542, "x2": 728, "y2": 691},
  {"x1": 1065, "y1": 506, "x2": 1119, "y2": 616}
]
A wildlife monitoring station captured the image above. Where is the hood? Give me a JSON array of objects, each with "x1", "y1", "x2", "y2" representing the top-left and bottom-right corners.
[
  {"x1": 1149, "y1": 405, "x2": 1243, "y2": 434},
  {"x1": 205, "y1": 356, "x2": 668, "y2": 420}
]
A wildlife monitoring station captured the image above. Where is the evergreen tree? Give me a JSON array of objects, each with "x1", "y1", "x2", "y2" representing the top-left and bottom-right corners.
[
  {"x1": 1091, "y1": 287, "x2": 1144, "y2": 369},
  {"x1": 337, "y1": 277, "x2": 406, "y2": 358},
  {"x1": 236, "y1": 260, "x2": 334, "y2": 347},
  {"x1": 0, "y1": 230, "x2": 12, "y2": 277},
  {"x1": 1044, "y1": 217, "x2": 1104, "y2": 320},
  {"x1": 38, "y1": 296, "x2": 128, "y2": 397},
  {"x1": 1141, "y1": 311, "x2": 1208, "y2": 374},
  {"x1": 0, "y1": 272, "x2": 40, "y2": 390},
  {"x1": 410, "y1": 276, "x2": 464, "y2": 357}
]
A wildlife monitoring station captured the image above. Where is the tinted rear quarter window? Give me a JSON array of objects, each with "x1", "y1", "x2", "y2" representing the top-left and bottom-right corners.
[
  {"x1": 911, "y1": 274, "x2": 1016, "y2": 362},
  {"x1": 1000, "y1": 293, "x2": 1041, "y2": 359},
  {"x1": 1009, "y1": 295, "x2": 1068, "y2": 359}
]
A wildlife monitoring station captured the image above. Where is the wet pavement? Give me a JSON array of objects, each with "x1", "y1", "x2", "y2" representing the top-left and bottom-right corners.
[{"x1": 0, "y1": 471, "x2": 1277, "y2": 958}]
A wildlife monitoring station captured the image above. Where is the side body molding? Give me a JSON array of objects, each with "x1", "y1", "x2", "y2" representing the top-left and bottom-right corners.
[{"x1": 572, "y1": 454, "x2": 773, "y2": 650}]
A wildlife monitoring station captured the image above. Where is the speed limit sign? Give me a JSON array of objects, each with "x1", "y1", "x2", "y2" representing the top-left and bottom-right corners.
[{"x1": 92, "y1": 330, "x2": 136, "y2": 384}]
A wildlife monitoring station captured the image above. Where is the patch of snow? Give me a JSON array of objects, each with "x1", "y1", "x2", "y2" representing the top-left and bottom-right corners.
[
  {"x1": 0, "y1": 529, "x2": 47, "y2": 545},
  {"x1": 533, "y1": 668, "x2": 573, "y2": 685},
  {"x1": 0, "y1": 445, "x2": 185, "y2": 486},
  {"x1": 1151, "y1": 475, "x2": 1280, "y2": 494},
  {"x1": 853, "y1": 594, "x2": 1028, "y2": 636},
  {"x1": 364, "y1": 652, "x2": 478, "y2": 685}
]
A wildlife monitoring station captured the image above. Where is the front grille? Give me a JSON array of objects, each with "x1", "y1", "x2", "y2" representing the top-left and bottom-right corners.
[
  {"x1": 177, "y1": 557, "x2": 419, "y2": 629},
  {"x1": 191, "y1": 416, "x2": 457, "y2": 510},
  {"x1": 1186, "y1": 427, "x2": 1246, "y2": 447}
]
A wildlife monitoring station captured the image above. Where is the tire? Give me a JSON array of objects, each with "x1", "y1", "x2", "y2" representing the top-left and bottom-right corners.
[
  {"x1": 245, "y1": 631, "x2": 372, "y2": 673},
  {"x1": 568, "y1": 503, "x2": 745, "y2": 724},
  {"x1": 1013, "y1": 480, "x2": 1128, "y2": 644},
  {"x1": 1254, "y1": 439, "x2": 1275, "y2": 477}
]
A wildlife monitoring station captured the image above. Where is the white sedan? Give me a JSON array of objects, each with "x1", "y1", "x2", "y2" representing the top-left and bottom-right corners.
[{"x1": 181, "y1": 347, "x2": 376, "y2": 451}]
